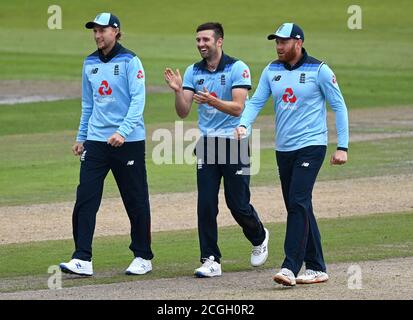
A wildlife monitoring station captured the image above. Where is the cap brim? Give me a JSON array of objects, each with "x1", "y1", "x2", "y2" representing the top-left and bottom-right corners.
[
  {"x1": 85, "y1": 21, "x2": 96, "y2": 29},
  {"x1": 267, "y1": 34, "x2": 291, "y2": 40},
  {"x1": 85, "y1": 21, "x2": 110, "y2": 29}
]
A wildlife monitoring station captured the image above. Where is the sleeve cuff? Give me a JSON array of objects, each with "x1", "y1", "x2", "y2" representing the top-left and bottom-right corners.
[
  {"x1": 116, "y1": 130, "x2": 127, "y2": 139},
  {"x1": 76, "y1": 134, "x2": 87, "y2": 142},
  {"x1": 182, "y1": 86, "x2": 196, "y2": 92},
  {"x1": 232, "y1": 85, "x2": 251, "y2": 90},
  {"x1": 337, "y1": 147, "x2": 348, "y2": 152}
]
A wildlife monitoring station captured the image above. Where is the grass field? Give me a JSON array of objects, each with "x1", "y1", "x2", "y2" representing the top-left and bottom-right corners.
[
  {"x1": 1, "y1": 131, "x2": 412, "y2": 206},
  {"x1": 1, "y1": 0, "x2": 412, "y2": 296},
  {"x1": 1, "y1": 1, "x2": 413, "y2": 206},
  {"x1": 1, "y1": 212, "x2": 412, "y2": 292},
  {"x1": 1, "y1": 0, "x2": 413, "y2": 105}
]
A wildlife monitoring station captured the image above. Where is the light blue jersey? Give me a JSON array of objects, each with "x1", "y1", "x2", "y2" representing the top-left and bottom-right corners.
[
  {"x1": 240, "y1": 49, "x2": 349, "y2": 151},
  {"x1": 183, "y1": 53, "x2": 251, "y2": 138},
  {"x1": 77, "y1": 42, "x2": 146, "y2": 142}
]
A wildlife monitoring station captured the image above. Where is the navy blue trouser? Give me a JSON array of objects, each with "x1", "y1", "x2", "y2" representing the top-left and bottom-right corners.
[
  {"x1": 72, "y1": 140, "x2": 153, "y2": 261},
  {"x1": 196, "y1": 137, "x2": 266, "y2": 263},
  {"x1": 276, "y1": 145, "x2": 327, "y2": 276}
]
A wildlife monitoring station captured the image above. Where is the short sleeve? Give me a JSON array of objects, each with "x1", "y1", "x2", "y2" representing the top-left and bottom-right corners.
[
  {"x1": 231, "y1": 60, "x2": 252, "y2": 90},
  {"x1": 182, "y1": 64, "x2": 195, "y2": 92}
]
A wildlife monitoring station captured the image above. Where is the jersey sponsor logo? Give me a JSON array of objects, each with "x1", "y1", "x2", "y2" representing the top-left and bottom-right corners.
[
  {"x1": 332, "y1": 74, "x2": 337, "y2": 84},
  {"x1": 98, "y1": 80, "x2": 112, "y2": 96},
  {"x1": 221, "y1": 74, "x2": 226, "y2": 85},
  {"x1": 242, "y1": 69, "x2": 250, "y2": 79},
  {"x1": 272, "y1": 75, "x2": 281, "y2": 81},
  {"x1": 208, "y1": 92, "x2": 218, "y2": 106},
  {"x1": 282, "y1": 88, "x2": 297, "y2": 103},
  {"x1": 114, "y1": 64, "x2": 119, "y2": 76},
  {"x1": 206, "y1": 92, "x2": 218, "y2": 113},
  {"x1": 137, "y1": 70, "x2": 144, "y2": 79},
  {"x1": 300, "y1": 73, "x2": 306, "y2": 83}
]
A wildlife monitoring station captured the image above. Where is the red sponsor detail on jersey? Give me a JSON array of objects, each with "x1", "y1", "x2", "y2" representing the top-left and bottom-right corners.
[
  {"x1": 137, "y1": 70, "x2": 144, "y2": 79},
  {"x1": 282, "y1": 88, "x2": 297, "y2": 103},
  {"x1": 242, "y1": 69, "x2": 250, "y2": 78},
  {"x1": 208, "y1": 92, "x2": 217, "y2": 106},
  {"x1": 98, "y1": 80, "x2": 112, "y2": 96},
  {"x1": 332, "y1": 75, "x2": 337, "y2": 84}
]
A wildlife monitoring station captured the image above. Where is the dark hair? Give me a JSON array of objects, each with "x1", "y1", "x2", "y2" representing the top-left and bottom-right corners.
[{"x1": 196, "y1": 22, "x2": 224, "y2": 40}]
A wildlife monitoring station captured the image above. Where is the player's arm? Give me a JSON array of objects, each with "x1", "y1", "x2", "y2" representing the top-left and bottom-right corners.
[
  {"x1": 73, "y1": 62, "x2": 93, "y2": 155},
  {"x1": 318, "y1": 64, "x2": 349, "y2": 165},
  {"x1": 164, "y1": 68, "x2": 194, "y2": 118},
  {"x1": 193, "y1": 87, "x2": 247, "y2": 117},
  {"x1": 205, "y1": 61, "x2": 251, "y2": 117},
  {"x1": 109, "y1": 56, "x2": 146, "y2": 147},
  {"x1": 235, "y1": 66, "x2": 272, "y2": 139}
]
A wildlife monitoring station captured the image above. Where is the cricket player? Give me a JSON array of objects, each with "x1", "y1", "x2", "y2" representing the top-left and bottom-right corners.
[
  {"x1": 59, "y1": 13, "x2": 153, "y2": 276},
  {"x1": 236, "y1": 23, "x2": 349, "y2": 286},
  {"x1": 164, "y1": 22, "x2": 269, "y2": 278}
]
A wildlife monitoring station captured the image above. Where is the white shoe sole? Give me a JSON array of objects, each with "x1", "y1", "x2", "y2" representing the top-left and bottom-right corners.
[
  {"x1": 296, "y1": 276, "x2": 329, "y2": 284},
  {"x1": 125, "y1": 269, "x2": 152, "y2": 275},
  {"x1": 59, "y1": 264, "x2": 93, "y2": 276},
  {"x1": 273, "y1": 274, "x2": 296, "y2": 286},
  {"x1": 194, "y1": 271, "x2": 222, "y2": 278}
]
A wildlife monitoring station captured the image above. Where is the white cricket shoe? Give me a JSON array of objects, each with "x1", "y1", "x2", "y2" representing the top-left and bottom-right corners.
[
  {"x1": 194, "y1": 256, "x2": 222, "y2": 278},
  {"x1": 296, "y1": 269, "x2": 329, "y2": 284},
  {"x1": 125, "y1": 257, "x2": 152, "y2": 275},
  {"x1": 251, "y1": 228, "x2": 269, "y2": 267},
  {"x1": 273, "y1": 268, "x2": 296, "y2": 286},
  {"x1": 59, "y1": 258, "x2": 93, "y2": 276}
]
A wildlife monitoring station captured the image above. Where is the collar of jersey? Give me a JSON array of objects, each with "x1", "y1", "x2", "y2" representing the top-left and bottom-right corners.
[
  {"x1": 197, "y1": 52, "x2": 229, "y2": 73},
  {"x1": 282, "y1": 47, "x2": 308, "y2": 71},
  {"x1": 98, "y1": 42, "x2": 122, "y2": 63}
]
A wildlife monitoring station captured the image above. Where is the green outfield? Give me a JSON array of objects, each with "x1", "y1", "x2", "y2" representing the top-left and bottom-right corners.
[
  {"x1": 1, "y1": 0, "x2": 413, "y2": 105},
  {"x1": 1, "y1": 127, "x2": 412, "y2": 205},
  {"x1": 1, "y1": 212, "x2": 412, "y2": 292},
  {"x1": 1, "y1": 0, "x2": 412, "y2": 294}
]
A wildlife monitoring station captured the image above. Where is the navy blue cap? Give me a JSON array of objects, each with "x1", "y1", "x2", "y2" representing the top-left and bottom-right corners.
[
  {"x1": 267, "y1": 23, "x2": 304, "y2": 42},
  {"x1": 85, "y1": 13, "x2": 120, "y2": 29}
]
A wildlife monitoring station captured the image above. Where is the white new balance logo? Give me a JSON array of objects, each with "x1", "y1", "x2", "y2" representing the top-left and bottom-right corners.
[
  {"x1": 127, "y1": 160, "x2": 134, "y2": 166},
  {"x1": 197, "y1": 159, "x2": 203, "y2": 170},
  {"x1": 235, "y1": 170, "x2": 243, "y2": 175},
  {"x1": 301, "y1": 162, "x2": 310, "y2": 167},
  {"x1": 80, "y1": 150, "x2": 87, "y2": 162}
]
